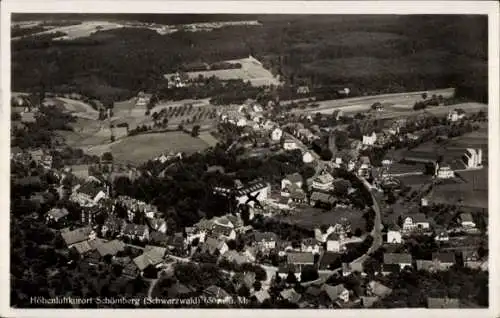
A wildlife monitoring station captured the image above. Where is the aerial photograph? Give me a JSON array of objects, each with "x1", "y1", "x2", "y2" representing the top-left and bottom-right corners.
[{"x1": 9, "y1": 13, "x2": 489, "y2": 309}]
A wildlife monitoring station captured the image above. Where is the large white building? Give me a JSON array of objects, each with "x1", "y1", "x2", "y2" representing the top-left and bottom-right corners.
[
  {"x1": 311, "y1": 173, "x2": 334, "y2": 191},
  {"x1": 270, "y1": 128, "x2": 283, "y2": 141},
  {"x1": 463, "y1": 148, "x2": 483, "y2": 169},
  {"x1": 362, "y1": 132, "x2": 377, "y2": 146}
]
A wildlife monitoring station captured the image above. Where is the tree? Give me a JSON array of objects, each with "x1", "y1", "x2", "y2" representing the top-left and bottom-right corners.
[
  {"x1": 102, "y1": 152, "x2": 113, "y2": 163},
  {"x1": 300, "y1": 265, "x2": 319, "y2": 282},
  {"x1": 320, "y1": 148, "x2": 333, "y2": 161},
  {"x1": 191, "y1": 125, "x2": 200, "y2": 137},
  {"x1": 240, "y1": 205, "x2": 250, "y2": 225},
  {"x1": 422, "y1": 92, "x2": 428, "y2": 100},
  {"x1": 254, "y1": 266, "x2": 267, "y2": 281},
  {"x1": 371, "y1": 102, "x2": 382, "y2": 110},
  {"x1": 238, "y1": 285, "x2": 250, "y2": 298},
  {"x1": 286, "y1": 272, "x2": 297, "y2": 285}
]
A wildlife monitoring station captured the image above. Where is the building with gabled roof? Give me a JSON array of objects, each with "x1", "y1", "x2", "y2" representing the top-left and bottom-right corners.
[
  {"x1": 383, "y1": 253, "x2": 412, "y2": 269},
  {"x1": 96, "y1": 239, "x2": 126, "y2": 257},
  {"x1": 61, "y1": 226, "x2": 95, "y2": 246}
]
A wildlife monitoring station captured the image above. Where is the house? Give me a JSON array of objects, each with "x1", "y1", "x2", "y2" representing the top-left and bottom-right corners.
[
  {"x1": 367, "y1": 281, "x2": 392, "y2": 298},
  {"x1": 133, "y1": 245, "x2": 167, "y2": 272},
  {"x1": 322, "y1": 284, "x2": 349, "y2": 303},
  {"x1": 78, "y1": 181, "x2": 108, "y2": 203},
  {"x1": 342, "y1": 261, "x2": 364, "y2": 277},
  {"x1": 383, "y1": 253, "x2": 412, "y2": 270},
  {"x1": 72, "y1": 238, "x2": 106, "y2": 257},
  {"x1": 434, "y1": 229, "x2": 449, "y2": 242},
  {"x1": 380, "y1": 264, "x2": 400, "y2": 276},
  {"x1": 386, "y1": 225, "x2": 403, "y2": 244},
  {"x1": 432, "y1": 252, "x2": 456, "y2": 270},
  {"x1": 96, "y1": 239, "x2": 126, "y2": 258},
  {"x1": 427, "y1": 297, "x2": 460, "y2": 308},
  {"x1": 283, "y1": 139, "x2": 298, "y2": 150},
  {"x1": 222, "y1": 250, "x2": 253, "y2": 265},
  {"x1": 301, "y1": 238, "x2": 322, "y2": 254},
  {"x1": 101, "y1": 217, "x2": 126, "y2": 238},
  {"x1": 289, "y1": 188, "x2": 307, "y2": 204},
  {"x1": 402, "y1": 214, "x2": 430, "y2": 232},
  {"x1": 148, "y1": 218, "x2": 167, "y2": 234},
  {"x1": 61, "y1": 227, "x2": 96, "y2": 247},
  {"x1": 204, "y1": 285, "x2": 231, "y2": 300},
  {"x1": 459, "y1": 213, "x2": 476, "y2": 228},
  {"x1": 185, "y1": 226, "x2": 207, "y2": 245},
  {"x1": 447, "y1": 109, "x2": 466, "y2": 122},
  {"x1": 462, "y1": 250, "x2": 485, "y2": 269},
  {"x1": 436, "y1": 165, "x2": 454, "y2": 179},
  {"x1": 270, "y1": 127, "x2": 283, "y2": 141},
  {"x1": 253, "y1": 290, "x2": 271, "y2": 304},
  {"x1": 282, "y1": 173, "x2": 304, "y2": 190},
  {"x1": 233, "y1": 271, "x2": 256, "y2": 291},
  {"x1": 203, "y1": 237, "x2": 228, "y2": 255},
  {"x1": 46, "y1": 207, "x2": 69, "y2": 223},
  {"x1": 310, "y1": 192, "x2": 336, "y2": 208},
  {"x1": 287, "y1": 252, "x2": 314, "y2": 271},
  {"x1": 362, "y1": 132, "x2": 377, "y2": 146},
  {"x1": 302, "y1": 151, "x2": 314, "y2": 164},
  {"x1": 254, "y1": 232, "x2": 278, "y2": 250},
  {"x1": 280, "y1": 288, "x2": 302, "y2": 304},
  {"x1": 416, "y1": 260, "x2": 438, "y2": 272},
  {"x1": 166, "y1": 233, "x2": 186, "y2": 253},
  {"x1": 311, "y1": 172, "x2": 335, "y2": 191},
  {"x1": 211, "y1": 223, "x2": 236, "y2": 240},
  {"x1": 296, "y1": 86, "x2": 310, "y2": 95},
  {"x1": 278, "y1": 264, "x2": 301, "y2": 280},
  {"x1": 122, "y1": 262, "x2": 140, "y2": 278},
  {"x1": 326, "y1": 233, "x2": 342, "y2": 253},
  {"x1": 121, "y1": 223, "x2": 150, "y2": 241}
]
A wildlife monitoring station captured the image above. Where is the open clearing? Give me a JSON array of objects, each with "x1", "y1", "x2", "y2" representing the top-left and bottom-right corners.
[
  {"x1": 164, "y1": 56, "x2": 280, "y2": 87},
  {"x1": 293, "y1": 88, "x2": 455, "y2": 115},
  {"x1": 84, "y1": 131, "x2": 210, "y2": 165}
]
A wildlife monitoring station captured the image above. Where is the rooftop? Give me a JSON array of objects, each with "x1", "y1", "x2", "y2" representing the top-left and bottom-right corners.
[
  {"x1": 61, "y1": 226, "x2": 93, "y2": 246},
  {"x1": 287, "y1": 252, "x2": 314, "y2": 265},
  {"x1": 383, "y1": 253, "x2": 412, "y2": 265}
]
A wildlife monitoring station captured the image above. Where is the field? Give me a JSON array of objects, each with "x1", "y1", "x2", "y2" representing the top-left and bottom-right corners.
[
  {"x1": 275, "y1": 207, "x2": 365, "y2": 232},
  {"x1": 292, "y1": 88, "x2": 456, "y2": 115},
  {"x1": 29, "y1": 21, "x2": 125, "y2": 40},
  {"x1": 411, "y1": 122, "x2": 489, "y2": 165},
  {"x1": 164, "y1": 56, "x2": 280, "y2": 87},
  {"x1": 84, "y1": 131, "x2": 210, "y2": 165}
]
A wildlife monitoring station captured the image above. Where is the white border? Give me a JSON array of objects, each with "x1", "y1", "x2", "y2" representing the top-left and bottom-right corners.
[{"x1": 1, "y1": 1, "x2": 499, "y2": 318}]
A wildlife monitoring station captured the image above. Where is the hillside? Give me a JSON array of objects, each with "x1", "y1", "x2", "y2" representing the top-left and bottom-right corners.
[{"x1": 11, "y1": 15, "x2": 488, "y2": 102}]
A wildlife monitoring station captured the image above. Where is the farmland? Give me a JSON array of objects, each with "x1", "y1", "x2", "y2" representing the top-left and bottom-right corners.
[
  {"x1": 84, "y1": 131, "x2": 211, "y2": 165},
  {"x1": 165, "y1": 56, "x2": 281, "y2": 87},
  {"x1": 291, "y1": 88, "x2": 456, "y2": 115}
]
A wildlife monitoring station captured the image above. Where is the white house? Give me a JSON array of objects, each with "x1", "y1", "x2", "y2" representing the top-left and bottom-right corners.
[
  {"x1": 402, "y1": 214, "x2": 430, "y2": 232},
  {"x1": 326, "y1": 233, "x2": 342, "y2": 252},
  {"x1": 283, "y1": 139, "x2": 298, "y2": 150},
  {"x1": 270, "y1": 128, "x2": 283, "y2": 141},
  {"x1": 387, "y1": 229, "x2": 403, "y2": 244},
  {"x1": 436, "y1": 165, "x2": 454, "y2": 179},
  {"x1": 311, "y1": 173, "x2": 334, "y2": 191},
  {"x1": 302, "y1": 151, "x2": 314, "y2": 164},
  {"x1": 362, "y1": 132, "x2": 377, "y2": 146},
  {"x1": 447, "y1": 109, "x2": 466, "y2": 122},
  {"x1": 459, "y1": 213, "x2": 476, "y2": 228}
]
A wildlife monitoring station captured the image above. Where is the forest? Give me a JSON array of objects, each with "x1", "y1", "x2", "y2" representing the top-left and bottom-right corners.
[{"x1": 12, "y1": 15, "x2": 488, "y2": 103}]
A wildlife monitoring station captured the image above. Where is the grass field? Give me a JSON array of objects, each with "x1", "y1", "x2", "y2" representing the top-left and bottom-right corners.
[
  {"x1": 84, "y1": 131, "x2": 210, "y2": 164},
  {"x1": 275, "y1": 206, "x2": 365, "y2": 231}
]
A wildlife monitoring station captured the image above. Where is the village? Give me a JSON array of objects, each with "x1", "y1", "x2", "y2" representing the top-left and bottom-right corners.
[{"x1": 10, "y1": 83, "x2": 489, "y2": 308}]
